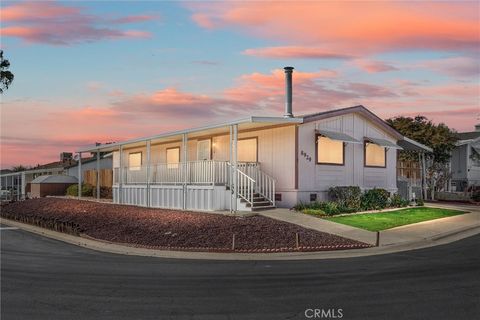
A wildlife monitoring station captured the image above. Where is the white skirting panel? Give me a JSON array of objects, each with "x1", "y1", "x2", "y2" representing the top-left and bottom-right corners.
[
  {"x1": 112, "y1": 184, "x2": 230, "y2": 211},
  {"x1": 150, "y1": 185, "x2": 183, "y2": 209},
  {"x1": 123, "y1": 185, "x2": 148, "y2": 207}
]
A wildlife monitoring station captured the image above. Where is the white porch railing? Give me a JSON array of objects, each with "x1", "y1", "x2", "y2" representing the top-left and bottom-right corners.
[
  {"x1": 113, "y1": 160, "x2": 275, "y2": 208},
  {"x1": 114, "y1": 160, "x2": 234, "y2": 185}
]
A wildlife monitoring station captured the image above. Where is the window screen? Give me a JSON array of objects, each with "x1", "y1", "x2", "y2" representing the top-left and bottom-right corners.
[
  {"x1": 238, "y1": 138, "x2": 257, "y2": 162},
  {"x1": 128, "y1": 152, "x2": 142, "y2": 171},
  {"x1": 365, "y1": 142, "x2": 386, "y2": 167},
  {"x1": 317, "y1": 136, "x2": 344, "y2": 165},
  {"x1": 167, "y1": 147, "x2": 180, "y2": 168}
]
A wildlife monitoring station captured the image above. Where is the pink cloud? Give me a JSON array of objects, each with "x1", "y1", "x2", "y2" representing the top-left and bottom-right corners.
[
  {"x1": 189, "y1": 2, "x2": 479, "y2": 55},
  {"x1": 420, "y1": 56, "x2": 480, "y2": 78},
  {"x1": 243, "y1": 47, "x2": 353, "y2": 59},
  {"x1": 1, "y1": 1, "x2": 154, "y2": 45},
  {"x1": 353, "y1": 59, "x2": 398, "y2": 73},
  {"x1": 2, "y1": 69, "x2": 478, "y2": 167}
]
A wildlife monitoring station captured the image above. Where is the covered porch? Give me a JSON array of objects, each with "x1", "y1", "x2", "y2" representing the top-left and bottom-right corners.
[{"x1": 77, "y1": 116, "x2": 302, "y2": 212}]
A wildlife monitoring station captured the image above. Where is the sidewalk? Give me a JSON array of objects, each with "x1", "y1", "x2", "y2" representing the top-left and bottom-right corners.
[
  {"x1": 380, "y1": 209, "x2": 480, "y2": 246},
  {"x1": 259, "y1": 206, "x2": 480, "y2": 246},
  {"x1": 259, "y1": 209, "x2": 377, "y2": 245}
]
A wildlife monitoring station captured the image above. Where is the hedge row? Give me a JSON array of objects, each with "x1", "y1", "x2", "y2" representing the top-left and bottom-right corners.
[{"x1": 294, "y1": 186, "x2": 417, "y2": 216}]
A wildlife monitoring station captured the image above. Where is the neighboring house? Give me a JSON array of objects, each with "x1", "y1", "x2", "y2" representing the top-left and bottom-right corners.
[
  {"x1": 450, "y1": 125, "x2": 480, "y2": 191},
  {"x1": 66, "y1": 153, "x2": 113, "y2": 179},
  {"x1": 1, "y1": 153, "x2": 81, "y2": 199},
  {"x1": 77, "y1": 68, "x2": 429, "y2": 212}
]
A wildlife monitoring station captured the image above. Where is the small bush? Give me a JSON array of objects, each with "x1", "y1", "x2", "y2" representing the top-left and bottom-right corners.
[
  {"x1": 302, "y1": 208, "x2": 326, "y2": 216},
  {"x1": 471, "y1": 191, "x2": 480, "y2": 202},
  {"x1": 360, "y1": 188, "x2": 390, "y2": 210},
  {"x1": 416, "y1": 198, "x2": 425, "y2": 206},
  {"x1": 390, "y1": 193, "x2": 410, "y2": 208},
  {"x1": 66, "y1": 183, "x2": 94, "y2": 197},
  {"x1": 100, "y1": 186, "x2": 113, "y2": 199},
  {"x1": 321, "y1": 201, "x2": 341, "y2": 216},
  {"x1": 328, "y1": 186, "x2": 361, "y2": 210}
]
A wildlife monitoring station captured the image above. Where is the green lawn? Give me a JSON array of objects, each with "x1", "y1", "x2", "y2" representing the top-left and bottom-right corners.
[{"x1": 325, "y1": 207, "x2": 467, "y2": 231}]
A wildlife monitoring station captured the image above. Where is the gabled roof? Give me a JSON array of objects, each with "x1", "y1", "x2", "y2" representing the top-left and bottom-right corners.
[
  {"x1": 455, "y1": 131, "x2": 480, "y2": 141},
  {"x1": 301, "y1": 105, "x2": 403, "y2": 140},
  {"x1": 31, "y1": 175, "x2": 78, "y2": 184}
]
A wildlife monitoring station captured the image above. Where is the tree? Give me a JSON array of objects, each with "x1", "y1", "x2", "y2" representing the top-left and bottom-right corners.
[
  {"x1": 12, "y1": 165, "x2": 29, "y2": 172},
  {"x1": 387, "y1": 116, "x2": 458, "y2": 197},
  {"x1": 387, "y1": 116, "x2": 457, "y2": 164},
  {"x1": 1, "y1": 50, "x2": 14, "y2": 94}
]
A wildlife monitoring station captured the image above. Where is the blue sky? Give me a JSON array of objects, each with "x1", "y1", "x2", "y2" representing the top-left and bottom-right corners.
[{"x1": 1, "y1": 1, "x2": 479, "y2": 167}]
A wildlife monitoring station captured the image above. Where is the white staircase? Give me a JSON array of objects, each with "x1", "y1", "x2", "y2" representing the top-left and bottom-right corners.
[{"x1": 228, "y1": 164, "x2": 276, "y2": 212}]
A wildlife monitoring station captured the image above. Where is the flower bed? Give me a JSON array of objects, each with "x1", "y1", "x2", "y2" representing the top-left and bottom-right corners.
[{"x1": 0, "y1": 198, "x2": 370, "y2": 252}]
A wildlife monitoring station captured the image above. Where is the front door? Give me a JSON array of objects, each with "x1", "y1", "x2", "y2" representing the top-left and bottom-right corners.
[{"x1": 197, "y1": 139, "x2": 211, "y2": 160}]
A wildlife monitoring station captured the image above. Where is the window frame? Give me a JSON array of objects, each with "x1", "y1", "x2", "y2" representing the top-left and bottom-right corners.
[
  {"x1": 128, "y1": 152, "x2": 142, "y2": 171},
  {"x1": 197, "y1": 138, "x2": 212, "y2": 161},
  {"x1": 364, "y1": 141, "x2": 387, "y2": 168},
  {"x1": 237, "y1": 137, "x2": 258, "y2": 163},
  {"x1": 315, "y1": 134, "x2": 345, "y2": 166},
  {"x1": 166, "y1": 147, "x2": 180, "y2": 168}
]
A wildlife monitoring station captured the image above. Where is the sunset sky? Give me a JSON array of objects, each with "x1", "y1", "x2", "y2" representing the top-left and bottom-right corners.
[{"x1": 1, "y1": 1, "x2": 479, "y2": 168}]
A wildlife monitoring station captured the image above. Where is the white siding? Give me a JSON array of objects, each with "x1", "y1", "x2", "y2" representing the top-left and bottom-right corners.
[{"x1": 297, "y1": 113, "x2": 398, "y2": 201}]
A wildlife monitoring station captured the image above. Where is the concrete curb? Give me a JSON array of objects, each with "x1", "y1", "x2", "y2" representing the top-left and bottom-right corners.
[{"x1": 2, "y1": 217, "x2": 479, "y2": 261}]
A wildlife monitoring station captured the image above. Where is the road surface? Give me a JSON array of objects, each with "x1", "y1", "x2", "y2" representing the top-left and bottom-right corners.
[{"x1": 1, "y1": 225, "x2": 479, "y2": 319}]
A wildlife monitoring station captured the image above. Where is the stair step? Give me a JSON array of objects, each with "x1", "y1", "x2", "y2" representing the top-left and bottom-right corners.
[{"x1": 251, "y1": 205, "x2": 276, "y2": 211}]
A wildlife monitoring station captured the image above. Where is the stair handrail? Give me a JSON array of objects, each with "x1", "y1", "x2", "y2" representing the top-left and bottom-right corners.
[{"x1": 253, "y1": 168, "x2": 276, "y2": 207}]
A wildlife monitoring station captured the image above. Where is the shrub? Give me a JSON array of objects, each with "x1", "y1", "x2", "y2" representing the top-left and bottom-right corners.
[
  {"x1": 66, "y1": 183, "x2": 94, "y2": 197},
  {"x1": 390, "y1": 193, "x2": 410, "y2": 208},
  {"x1": 416, "y1": 198, "x2": 425, "y2": 206},
  {"x1": 100, "y1": 186, "x2": 113, "y2": 199},
  {"x1": 294, "y1": 201, "x2": 343, "y2": 216},
  {"x1": 328, "y1": 186, "x2": 361, "y2": 210},
  {"x1": 471, "y1": 191, "x2": 480, "y2": 202},
  {"x1": 302, "y1": 208, "x2": 326, "y2": 216},
  {"x1": 360, "y1": 188, "x2": 390, "y2": 210}
]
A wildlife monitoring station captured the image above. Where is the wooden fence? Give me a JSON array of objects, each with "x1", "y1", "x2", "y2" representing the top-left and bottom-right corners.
[{"x1": 83, "y1": 169, "x2": 113, "y2": 187}]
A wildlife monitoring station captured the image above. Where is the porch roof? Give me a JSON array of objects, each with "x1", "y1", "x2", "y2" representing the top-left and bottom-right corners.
[
  {"x1": 77, "y1": 116, "x2": 303, "y2": 153},
  {"x1": 397, "y1": 137, "x2": 433, "y2": 153}
]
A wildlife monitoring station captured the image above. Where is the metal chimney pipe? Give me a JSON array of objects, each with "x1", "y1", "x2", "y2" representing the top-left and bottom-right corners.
[{"x1": 284, "y1": 66, "x2": 294, "y2": 118}]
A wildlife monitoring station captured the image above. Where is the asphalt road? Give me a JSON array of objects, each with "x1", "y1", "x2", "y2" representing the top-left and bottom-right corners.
[{"x1": 1, "y1": 226, "x2": 479, "y2": 320}]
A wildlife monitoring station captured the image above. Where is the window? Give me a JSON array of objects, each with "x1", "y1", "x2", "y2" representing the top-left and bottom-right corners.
[
  {"x1": 166, "y1": 147, "x2": 180, "y2": 169},
  {"x1": 365, "y1": 142, "x2": 386, "y2": 167},
  {"x1": 238, "y1": 138, "x2": 257, "y2": 162},
  {"x1": 316, "y1": 135, "x2": 344, "y2": 165},
  {"x1": 128, "y1": 152, "x2": 142, "y2": 171}
]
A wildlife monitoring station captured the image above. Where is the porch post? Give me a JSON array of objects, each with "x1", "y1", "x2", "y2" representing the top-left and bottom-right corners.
[
  {"x1": 182, "y1": 133, "x2": 188, "y2": 210},
  {"x1": 96, "y1": 151, "x2": 100, "y2": 200},
  {"x1": 119, "y1": 146, "x2": 123, "y2": 204},
  {"x1": 146, "y1": 140, "x2": 151, "y2": 207},
  {"x1": 78, "y1": 152, "x2": 82, "y2": 199},
  {"x1": 233, "y1": 124, "x2": 238, "y2": 212},
  {"x1": 21, "y1": 172, "x2": 26, "y2": 200},
  {"x1": 229, "y1": 126, "x2": 233, "y2": 212},
  {"x1": 422, "y1": 153, "x2": 427, "y2": 200}
]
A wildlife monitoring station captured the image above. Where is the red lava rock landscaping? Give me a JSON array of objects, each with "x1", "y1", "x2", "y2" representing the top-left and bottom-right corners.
[{"x1": 1, "y1": 198, "x2": 370, "y2": 252}]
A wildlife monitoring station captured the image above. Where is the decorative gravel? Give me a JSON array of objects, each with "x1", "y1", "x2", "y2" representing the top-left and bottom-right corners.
[{"x1": 1, "y1": 198, "x2": 370, "y2": 252}]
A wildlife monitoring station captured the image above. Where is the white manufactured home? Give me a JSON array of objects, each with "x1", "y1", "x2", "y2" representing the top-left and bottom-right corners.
[{"x1": 77, "y1": 67, "x2": 428, "y2": 212}]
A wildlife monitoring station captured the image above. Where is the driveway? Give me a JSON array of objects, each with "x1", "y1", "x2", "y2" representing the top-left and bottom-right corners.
[{"x1": 1, "y1": 224, "x2": 479, "y2": 320}]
